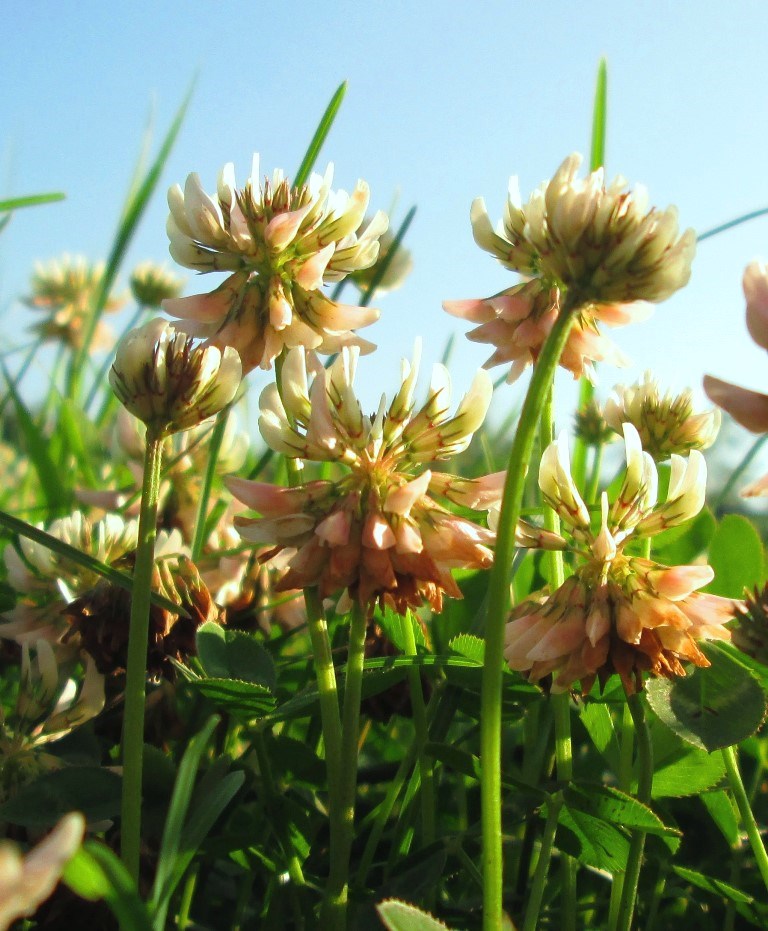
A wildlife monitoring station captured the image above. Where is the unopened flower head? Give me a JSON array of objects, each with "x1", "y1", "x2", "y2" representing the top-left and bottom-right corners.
[
  {"x1": 731, "y1": 583, "x2": 768, "y2": 666},
  {"x1": 109, "y1": 318, "x2": 242, "y2": 437},
  {"x1": 163, "y1": 156, "x2": 388, "y2": 371},
  {"x1": 505, "y1": 424, "x2": 736, "y2": 695},
  {"x1": 228, "y1": 344, "x2": 513, "y2": 613},
  {"x1": 705, "y1": 261, "x2": 768, "y2": 496},
  {"x1": 130, "y1": 261, "x2": 184, "y2": 307},
  {"x1": 605, "y1": 372, "x2": 721, "y2": 460},
  {"x1": 574, "y1": 398, "x2": 616, "y2": 447},
  {"x1": 24, "y1": 254, "x2": 125, "y2": 349}
]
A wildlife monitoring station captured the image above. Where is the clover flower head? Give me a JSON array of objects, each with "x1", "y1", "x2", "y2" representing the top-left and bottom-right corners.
[
  {"x1": 574, "y1": 398, "x2": 616, "y2": 447},
  {"x1": 109, "y1": 318, "x2": 242, "y2": 437},
  {"x1": 24, "y1": 254, "x2": 125, "y2": 348},
  {"x1": 130, "y1": 261, "x2": 184, "y2": 307},
  {"x1": 0, "y1": 812, "x2": 85, "y2": 931},
  {"x1": 605, "y1": 371, "x2": 720, "y2": 460},
  {"x1": 228, "y1": 343, "x2": 505, "y2": 612},
  {"x1": 163, "y1": 156, "x2": 388, "y2": 371},
  {"x1": 505, "y1": 424, "x2": 736, "y2": 694},
  {"x1": 705, "y1": 261, "x2": 768, "y2": 495}
]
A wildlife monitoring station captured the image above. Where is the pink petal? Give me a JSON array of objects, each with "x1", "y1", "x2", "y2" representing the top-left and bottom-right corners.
[
  {"x1": 527, "y1": 611, "x2": 587, "y2": 661},
  {"x1": 385, "y1": 471, "x2": 432, "y2": 515},
  {"x1": 442, "y1": 298, "x2": 496, "y2": 323},
  {"x1": 744, "y1": 262, "x2": 768, "y2": 350},
  {"x1": 648, "y1": 565, "x2": 714, "y2": 600},
  {"x1": 362, "y1": 513, "x2": 396, "y2": 549},
  {"x1": 296, "y1": 244, "x2": 335, "y2": 290},
  {"x1": 742, "y1": 470, "x2": 768, "y2": 497},
  {"x1": 703, "y1": 375, "x2": 768, "y2": 433},
  {"x1": 315, "y1": 510, "x2": 351, "y2": 546},
  {"x1": 264, "y1": 205, "x2": 311, "y2": 251}
]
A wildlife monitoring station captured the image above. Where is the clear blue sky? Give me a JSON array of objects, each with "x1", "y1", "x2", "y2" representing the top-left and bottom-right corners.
[{"x1": 3, "y1": 1, "x2": 768, "y2": 469}]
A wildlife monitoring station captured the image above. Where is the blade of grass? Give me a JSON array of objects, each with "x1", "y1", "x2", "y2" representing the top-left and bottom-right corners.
[
  {"x1": 191, "y1": 408, "x2": 231, "y2": 560},
  {"x1": 150, "y1": 715, "x2": 219, "y2": 927},
  {"x1": 0, "y1": 192, "x2": 65, "y2": 211},
  {"x1": 2, "y1": 362, "x2": 72, "y2": 514},
  {"x1": 359, "y1": 205, "x2": 416, "y2": 308},
  {"x1": 293, "y1": 81, "x2": 348, "y2": 188},
  {"x1": 698, "y1": 207, "x2": 768, "y2": 242},
  {"x1": 70, "y1": 80, "x2": 196, "y2": 403},
  {"x1": 0, "y1": 508, "x2": 188, "y2": 617},
  {"x1": 572, "y1": 58, "x2": 608, "y2": 491}
]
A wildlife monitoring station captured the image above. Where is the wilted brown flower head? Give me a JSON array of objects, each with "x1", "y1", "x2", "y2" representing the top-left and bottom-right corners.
[{"x1": 163, "y1": 156, "x2": 387, "y2": 372}]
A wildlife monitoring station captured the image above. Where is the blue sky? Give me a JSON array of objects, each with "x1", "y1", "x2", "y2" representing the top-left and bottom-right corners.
[{"x1": 3, "y1": 1, "x2": 768, "y2": 467}]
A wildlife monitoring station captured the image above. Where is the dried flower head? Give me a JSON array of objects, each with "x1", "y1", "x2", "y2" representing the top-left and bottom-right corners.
[
  {"x1": 505, "y1": 425, "x2": 736, "y2": 694},
  {"x1": 130, "y1": 261, "x2": 184, "y2": 307},
  {"x1": 109, "y1": 318, "x2": 242, "y2": 437},
  {"x1": 574, "y1": 398, "x2": 616, "y2": 447},
  {"x1": 163, "y1": 156, "x2": 387, "y2": 371},
  {"x1": 228, "y1": 344, "x2": 513, "y2": 613},
  {"x1": 705, "y1": 261, "x2": 768, "y2": 495},
  {"x1": 446, "y1": 153, "x2": 694, "y2": 383},
  {"x1": 605, "y1": 372, "x2": 721, "y2": 460},
  {"x1": 24, "y1": 255, "x2": 125, "y2": 349},
  {"x1": 64, "y1": 554, "x2": 219, "y2": 679},
  {"x1": 0, "y1": 812, "x2": 85, "y2": 931}
]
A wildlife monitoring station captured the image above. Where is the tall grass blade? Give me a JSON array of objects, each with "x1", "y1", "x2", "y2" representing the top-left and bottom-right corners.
[
  {"x1": 359, "y1": 205, "x2": 416, "y2": 308},
  {"x1": 293, "y1": 80, "x2": 348, "y2": 188},
  {"x1": 0, "y1": 192, "x2": 65, "y2": 212},
  {"x1": 70, "y1": 80, "x2": 196, "y2": 402}
]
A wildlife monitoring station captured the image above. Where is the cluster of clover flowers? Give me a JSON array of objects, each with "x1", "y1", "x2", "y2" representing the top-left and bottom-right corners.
[{"x1": 4, "y1": 148, "x2": 768, "y2": 931}]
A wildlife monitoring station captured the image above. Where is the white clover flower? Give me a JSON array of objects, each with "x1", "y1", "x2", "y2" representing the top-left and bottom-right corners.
[
  {"x1": 163, "y1": 156, "x2": 388, "y2": 371},
  {"x1": 109, "y1": 318, "x2": 242, "y2": 437}
]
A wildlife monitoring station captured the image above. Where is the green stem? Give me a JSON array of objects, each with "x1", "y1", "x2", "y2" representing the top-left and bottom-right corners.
[
  {"x1": 401, "y1": 613, "x2": 436, "y2": 849},
  {"x1": 323, "y1": 601, "x2": 369, "y2": 927},
  {"x1": 303, "y1": 588, "x2": 343, "y2": 928},
  {"x1": 586, "y1": 442, "x2": 605, "y2": 505},
  {"x1": 191, "y1": 408, "x2": 230, "y2": 560},
  {"x1": 481, "y1": 297, "x2": 579, "y2": 930},
  {"x1": 120, "y1": 432, "x2": 164, "y2": 880},
  {"x1": 722, "y1": 744, "x2": 768, "y2": 894},
  {"x1": 176, "y1": 864, "x2": 198, "y2": 929},
  {"x1": 616, "y1": 693, "x2": 653, "y2": 931},
  {"x1": 522, "y1": 793, "x2": 564, "y2": 931},
  {"x1": 713, "y1": 434, "x2": 768, "y2": 514},
  {"x1": 609, "y1": 702, "x2": 636, "y2": 926}
]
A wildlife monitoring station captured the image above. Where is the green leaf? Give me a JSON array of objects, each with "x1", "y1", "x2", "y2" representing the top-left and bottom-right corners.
[
  {"x1": 376, "y1": 899, "x2": 452, "y2": 931},
  {"x1": 63, "y1": 841, "x2": 153, "y2": 931},
  {"x1": 578, "y1": 700, "x2": 620, "y2": 772},
  {"x1": 0, "y1": 192, "x2": 65, "y2": 212},
  {"x1": 649, "y1": 720, "x2": 726, "y2": 798},
  {"x1": 0, "y1": 508, "x2": 189, "y2": 618},
  {"x1": 189, "y1": 677, "x2": 276, "y2": 718},
  {"x1": 376, "y1": 607, "x2": 427, "y2": 653},
  {"x1": 705, "y1": 514, "x2": 765, "y2": 598},
  {"x1": 646, "y1": 643, "x2": 767, "y2": 751},
  {"x1": 673, "y1": 865, "x2": 754, "y2": 905},
  {"x1": 700, "y1": 790, "x2": 740, "y2": 846},
  {"x1": 57, "y1": 399, "x2": 102, "y2": 487},
  {"x1": 294, "y1": 81, "x2": 347, "y2": 188},
  {"x1": 448, "y1": 633, "x2": 485, "y2": 664},
  {"x1": 589, "y1": 57, "x2": 608, "y2": 171},
  {"x1": 3, "y1": 363, "x2": 71, "y2": 513},
  {"x1": 652, "y1": 507, "x2": 716, "y2": 565},
  {"x1": 565, "y1": 784, "x2": 680, "y2": 851},
  {"x1": 557, "y1": 802, "x2": 629, "y2": 872},
  {"x1": 0, "y1": 767, "x2": 122, "y2": 827},
  {"x1": 196, "y1": 622, "x2": 276, "y2": 690}
]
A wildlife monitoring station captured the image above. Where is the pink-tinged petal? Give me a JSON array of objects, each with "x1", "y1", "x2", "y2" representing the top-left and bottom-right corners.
[
  {"x1": 296, "y1": 243, "x2": 335, "y2": 290},
  {"x1": 633, "y1": 594, "x2": 691, "y2": 630},
  {"x1": 527, "y1": 610, "x2": 587, "y2": 661},
  {"x1": 263, "y1": 204, "x2": 312, "y2": 252},
  {"x1": 226, "y1": 477, "x2": 321, "y2": 518},
  {"x1": 428, "y1": 470, "x2": 505, "y2": 509},
  {"x1": 585, "y1": 599, "x2": 610, "y2": 646},
  {"x1": 744, "y1": 262, "x2": 768, "y2": 350},
  {"x1": 682, "y1": 591, "x2": 741, "y2": 628},
  {"x1": 362, "y1": 513, "x2": 396, "y2": 550},
  {"x1": 504, "y1": 614, "x2": 552, "y2": 669},
  {"x1": 616, "y1": 602, "x2": 642, "y2": 644},
  {"x1": 655, "y1": 627, "x2": 703, "y2": 661},
  {"x1": 703, "y1": 375, "x2": 768, "y2": 433},
  {"x1": 442, "y1": 298, "x2": 497, "y2": 324},
  {"x1": 595, "y1": 301, "x2": 653, "y2": 327},
  {"x1": 318, "y1": 299, "x2": 380, "y2": 331},
  {"x1": 648, "y1": 565, "x2": 714, "y2": 600},
  {"x1": 162, "y1": 271, "x2": 248, "y2": 323},
  {"x1": 493, "y1": 294, "x2": 534, "y2": 321},
  {"x1": 394, "y1": 520, "x2": 423, "y2": 554},
  {"x1": 742, "y1": 470, "x2": 768, "y2": 497},
  {"x1": 384, "y1": 470, "x2": 432, "y2": 515},
  {"x1": 315, "y1": 510, "x2": 351, "y2": 546}
]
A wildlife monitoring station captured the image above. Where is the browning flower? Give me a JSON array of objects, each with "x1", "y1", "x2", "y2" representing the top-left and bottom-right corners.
[
  {"x1": 445, "y1": 152, "x2": 694, "y2": 383},
  {"x1": 109, "y1": 318, "x2": 242, "y2": 437},
  {"x1": 228, "y1": 344, "x2": 521, "y2": 613},
  {"x1": 24, "y1": 255, "x2": 125, "y2": 349},
  {"x1": 705, "y1": 261, "x2": 768, "y2": 495},
  {"x1": 163, "y1": 156, "x2": 387, "y2": 371},
  {"x1": 505, "y1": 425, "x2": 737, "y2": 695},
  {"x1": 605, "y1": 372, "x2": 720, "y2": 460}
]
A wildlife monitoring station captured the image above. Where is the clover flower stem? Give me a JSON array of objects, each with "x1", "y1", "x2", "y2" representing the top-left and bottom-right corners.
[
  {"x1": 522, "y1": 792, "x2": 565, "y2": 931},
  {"x1": 191, "y1": 408, "x2": 230, "y2": 560},
  {"x1": 722, "y1": 744, "x2": 768, "y2": 894},
  {"x1": 586, "y1": 442, "x2": 606, "y2": 505},
  {"x1": 323, "y1": 600, "x2": 369, "y2": 928},
  {"x1": 615, "y1": 693, "x2": 653, "y2": 931},
  {"x1": 608, "y1": 701, "x2": 635, "y2": 927},
  {"x1": 401, "y1": 612, "x2": 436, "y2": 851},
  {"x1": 572, "y1": 377, "x2": 596, "y2": 491},
  {"x1": 481, "y1": 294, "x2": 580, "y2": 931},
  {"x1": 120, "y1": 430, "x2": 164, "y2": 880}
]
